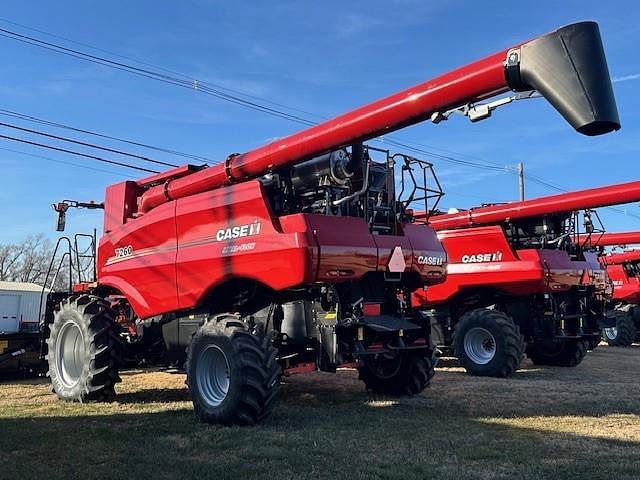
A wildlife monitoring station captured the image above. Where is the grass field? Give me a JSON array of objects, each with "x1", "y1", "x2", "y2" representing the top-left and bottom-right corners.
[{"x1": 1, "y1": 345, "x2": 639, "y2": 480}]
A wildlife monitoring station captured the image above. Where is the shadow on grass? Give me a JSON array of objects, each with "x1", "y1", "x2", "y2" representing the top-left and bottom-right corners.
[
  {"x1": 116, "y1": 388, "x2": 191, "y2": 404},
  {"x1": 0, "y1": 405, "x2": 638, "y2": 480},
  {"x1": 1, "y1": 344, "x2": 640, "y2": 478},
  {"x1": 0, "y1": 372, "x2": 46, "y2": 385}
]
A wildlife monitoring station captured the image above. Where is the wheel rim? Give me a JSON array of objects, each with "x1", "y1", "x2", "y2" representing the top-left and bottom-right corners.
[
  {"x1": 463, "y1": 327, "x2": 496, "y2": 365},
  {"x1": 603, "y1": 327, "x2": 618, "y2": 340},
  {"x1": 56, "y1": 322, "x2": 85, "y2": 388},
  {"x1": 197, "y1": 345, "x2": 231, "y2": 407}
]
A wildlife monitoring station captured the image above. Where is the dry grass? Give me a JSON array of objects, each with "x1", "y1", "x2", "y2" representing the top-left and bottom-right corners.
[{"x1": 1, "y1": 345, "x2": 639, "y2": 480}]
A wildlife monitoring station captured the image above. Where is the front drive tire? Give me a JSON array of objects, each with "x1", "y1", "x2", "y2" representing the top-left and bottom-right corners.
[
  {"x1": 453, "y1": 309, "x2": 524, "y2": 378},
  {"x1": 358, "y1": 350, "x2": 436, "y2": 395},
  {"x1": 186, "y1": 315, "x2": 281, "y2": 425},
  {"x1": 527, "y1": 339, "x2": 588, "y2": 367},
  {"x1": 46, "y1": 295, "x2": 121, "y2": 402},
  {"x1": 603, "y1": 309, "x2": 636, "y2": 347}
]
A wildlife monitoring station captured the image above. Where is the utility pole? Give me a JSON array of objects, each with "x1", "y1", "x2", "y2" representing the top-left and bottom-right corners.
[{"x1": 517, "y1": 162, "x2": 525, "y2": 201}]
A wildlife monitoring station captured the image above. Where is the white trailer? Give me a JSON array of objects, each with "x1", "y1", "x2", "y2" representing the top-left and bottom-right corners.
[{"x1": 0, "y1": 281, "x2": 46, "y2": 334}]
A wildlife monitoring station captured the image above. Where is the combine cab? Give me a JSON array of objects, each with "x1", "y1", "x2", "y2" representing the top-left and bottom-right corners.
[{"x1": 43, "y1": 21, "x2": 619, "y2": 424}]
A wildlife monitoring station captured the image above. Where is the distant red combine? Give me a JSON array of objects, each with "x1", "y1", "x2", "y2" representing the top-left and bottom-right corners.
[
  {"x1": 412, "y1": 181, "x2": 640, "y2": 377},
  {"x1": 580, "y1": 232, "x2": 640, "y2": 346}
]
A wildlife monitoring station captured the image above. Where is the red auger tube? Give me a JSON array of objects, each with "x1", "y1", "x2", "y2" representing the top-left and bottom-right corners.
[
  {"x1": 138, "y1": 50, "x2": 509, "y2": 213},
  {"x1": 578, "y1": 231, "x2": 640, "y2": 247},
  {"x1": 602, "y1": 250, "x2": 640, "y2": 266},
  {"x1": 139, "y1": 21, "x2": 619, "y2": 213},
  {"x1": 429, "y1": 180, "x2": 640, "y2": 231}
]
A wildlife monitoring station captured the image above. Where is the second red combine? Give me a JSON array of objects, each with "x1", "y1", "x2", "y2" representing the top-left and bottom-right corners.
[{"x1": 414, "y1": 181, "x2": 640, "y2": 377}]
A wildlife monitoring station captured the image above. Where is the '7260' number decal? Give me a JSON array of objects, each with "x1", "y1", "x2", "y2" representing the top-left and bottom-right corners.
[{"x1": 114, "y1": 245, "x2": 134, "y2": 258}]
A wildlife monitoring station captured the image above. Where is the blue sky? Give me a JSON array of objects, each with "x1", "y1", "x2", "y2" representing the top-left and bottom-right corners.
[{"x1": 1, "y1": 1, "x2": 639, "y2": 242}]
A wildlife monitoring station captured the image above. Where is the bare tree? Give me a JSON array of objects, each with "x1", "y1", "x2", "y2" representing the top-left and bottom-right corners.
[
  {"x1": 0, "y1": 244, "x2": 25, "y2": 281},
  {"x1": 15, "y1": 235, "x2": 49, "y2": 283},
  {"x1": 0, "y1": 234, "x2": 73, "y2": 289}
]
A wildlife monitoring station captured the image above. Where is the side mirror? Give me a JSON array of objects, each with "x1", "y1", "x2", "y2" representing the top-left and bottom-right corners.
[
  {"x1": 53, "y1": 202, "x2": 69, "y2": 232},
  {"x1": 56, "y1": 210, "x2": 66, "y2": 232}
]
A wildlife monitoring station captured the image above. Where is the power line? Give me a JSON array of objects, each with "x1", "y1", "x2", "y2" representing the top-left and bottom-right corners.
[
  {"x1": 0, "y1": 23, "x2": 510, "y2": 173},
  {"x1": 0, "y1": 108, "x2": 213, "y2": 163},
  {"x1": 3, "y1": 19, "x2": 637, "y2": 225},
  {"x1": 0, "y1": 146, "x2": 136, "y2": 178},
  {"x1": 403, "y1": 139, "x2": 510, "y2": 169},
  {"x1": 0, "y1": 121, "x2": 178, "y2": 168},
  {"x1": 0, "y1": 27, "x2": 316, "y2": 127},
  {"x1": 0, "y1": 18, "x2": 325, "y2": 121},
  {"x1": 379, "y1": 137, "x2": 508, "y2": 172},
  {"x1": 0, "y1": 134, "x2": 158, "y2": 173}
]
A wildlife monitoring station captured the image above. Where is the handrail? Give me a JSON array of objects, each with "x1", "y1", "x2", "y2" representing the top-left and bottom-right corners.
[{"x1": 38, "y1": 237, "x2": 73, "y2": 326}]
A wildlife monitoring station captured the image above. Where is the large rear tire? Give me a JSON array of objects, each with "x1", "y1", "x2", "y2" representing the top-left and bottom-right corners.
[
  {"x1": 46, "y1": 295, "x2": 121, "y2": 402},
  {"x1": 603, "y1": 310, "x2": 636, "y2": 347},
  {"x1": 527, "y1": 339, "x2": 588, "y2": 367},
  {"x1": 452, "y1": 309, "x2": 524, "y2": 378},
  {"x1": 358, "y1": 350, "x2": 436, "y2": 395},
  {"x1": 186, "y1": 315, "x2": 281, "y2": 425}
]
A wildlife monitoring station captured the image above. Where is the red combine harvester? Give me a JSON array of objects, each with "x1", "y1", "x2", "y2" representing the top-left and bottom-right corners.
[
  {"x1": 43, "y1": 22, "x2": 619, "y2": 424},
  {"x1": 580, "y1": 232, "x2": 640, "y2": 346},
  {"x1": 412, "y1": 181, "x2": 640, "y2": 377}
]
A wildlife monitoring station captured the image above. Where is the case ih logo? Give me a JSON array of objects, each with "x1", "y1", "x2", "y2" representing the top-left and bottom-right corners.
[
  {"x1": 215, "y1": 221, "x2": 262, "y2": 242},
  {"x1": 417, "y1": 255, "x2": 445, "y2": 266},
  {"x1": 461, "y1": 251, "x2": 503, "y2": 263}
]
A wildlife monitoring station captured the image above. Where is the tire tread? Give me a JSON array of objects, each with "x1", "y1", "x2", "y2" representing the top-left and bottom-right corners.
[
  {"x1": 186, "y1": 315, "x2": 281, "y2": 425},
  {"x1": 47, "y1": 295, "x2": 121, "y2": 402},
  {"x1": 452, "y1": 308, "x2": 524, "y2": 378}
]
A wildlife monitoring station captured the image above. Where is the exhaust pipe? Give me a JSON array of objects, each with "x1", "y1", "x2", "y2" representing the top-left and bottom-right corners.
[{"x1": 506, "y1": 21, "x2": 620, "y2": 136}]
